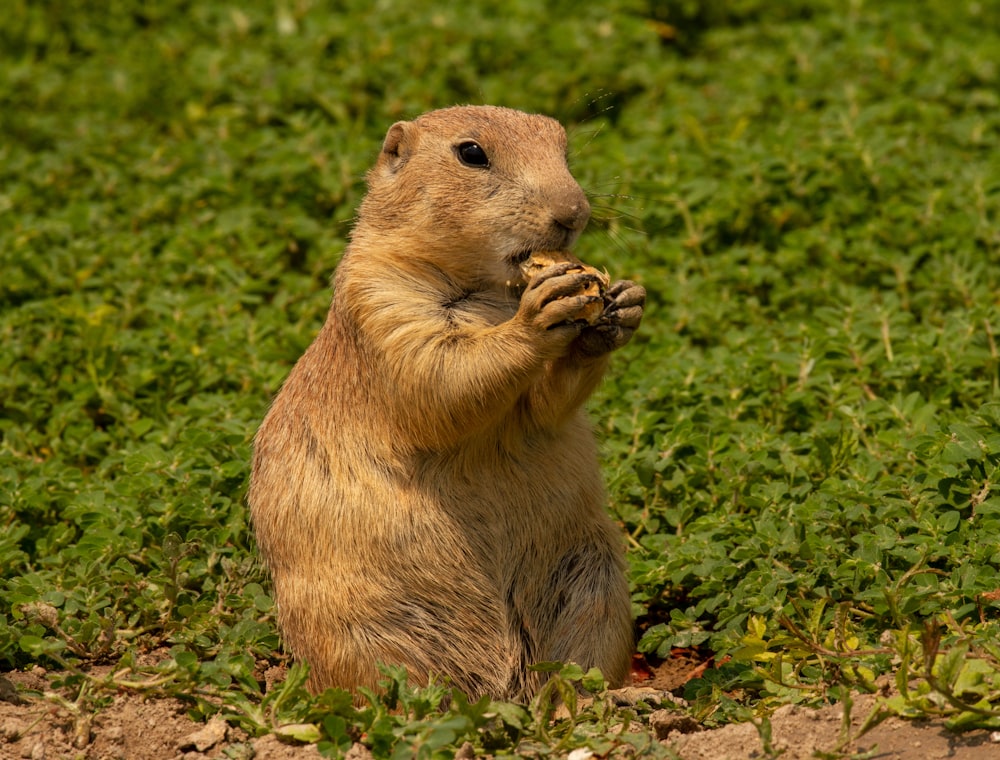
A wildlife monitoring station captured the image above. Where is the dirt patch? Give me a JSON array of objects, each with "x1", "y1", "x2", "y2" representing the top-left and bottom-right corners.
[
  {"x1": 3, "y1": 668, "x2": 1000, "y2": 759},
  {"x1": 667, "y1": 692, "x2": 1000, "y2": 760},
  {"x1": 0, "y1": 668, "x2": 324, "y2": 760}
]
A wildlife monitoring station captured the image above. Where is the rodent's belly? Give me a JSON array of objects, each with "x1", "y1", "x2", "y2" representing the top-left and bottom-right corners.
[
  {"x1": 314, "y1": 419, "x2": 608, "y2": 575},
  {"x1": 414, "y1": 431, "x2": 605, "y2": 533}
]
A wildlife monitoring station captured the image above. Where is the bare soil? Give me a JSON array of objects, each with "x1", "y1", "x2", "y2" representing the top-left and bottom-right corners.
[
  {"x1": 3, "y1": 665, "x2": 1000, "y2": 760},
  {"x1": 664, "y1": 693, "x2": 1000, "y2": 760}
]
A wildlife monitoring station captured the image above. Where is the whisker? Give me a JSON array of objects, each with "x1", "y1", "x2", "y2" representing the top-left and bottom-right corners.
[
  {"x1": 588, "y1": 195, "x2": 649, "y2": 220},
  {"x1": 564, "y1": 90, "x2": 620, "y2": 159}
]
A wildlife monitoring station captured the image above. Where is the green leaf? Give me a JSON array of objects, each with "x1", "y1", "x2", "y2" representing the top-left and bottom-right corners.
[
  {"x1": 938, "y1": 511, "x2": 961, "y2": 533},
  {"x1": 274, "y1": 723, "x2": 322, "y2": 743}
]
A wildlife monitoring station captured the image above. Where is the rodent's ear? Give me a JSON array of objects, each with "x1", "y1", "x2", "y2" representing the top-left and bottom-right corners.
[{"x1": 380, "y1": 121, "x2": 413, "y2": 174}]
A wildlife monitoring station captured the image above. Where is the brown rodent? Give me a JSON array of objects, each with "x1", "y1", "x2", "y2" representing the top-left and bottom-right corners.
[{"x1": 248, "y1": 105, "x2": 645, "y2": 700}]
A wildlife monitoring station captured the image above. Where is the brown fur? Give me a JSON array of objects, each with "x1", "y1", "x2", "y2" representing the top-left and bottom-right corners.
[{"x1": 248, "y1": 105, "x2": 645, "y2": 700}]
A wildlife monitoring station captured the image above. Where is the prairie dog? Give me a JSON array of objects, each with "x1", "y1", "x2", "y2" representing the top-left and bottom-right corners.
[{"x1": 248, "y1": 105, "x2": 645, "y2": 700}]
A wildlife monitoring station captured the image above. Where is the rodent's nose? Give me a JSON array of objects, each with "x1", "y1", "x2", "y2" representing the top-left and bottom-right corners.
[{"x1": 552, "y1": 186, "x2": 592, "y2": 233}]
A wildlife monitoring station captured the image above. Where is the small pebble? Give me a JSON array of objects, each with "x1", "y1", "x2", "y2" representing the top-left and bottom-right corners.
[
  {"x1": 344, "y1": 742, "x2": 375, "y2": 760},
  {"x1": 1, "y1": 718, "x2": 25, "y2": 740},
  {"x1": 648, "y1": 709, "x2": 701, "y2": 739},
  {"x1": 105, "y1": 725, "x2": 124, "y2": 741},
  {"x1": 177, "y1": 717, "x2": 227, "y2": 752}
]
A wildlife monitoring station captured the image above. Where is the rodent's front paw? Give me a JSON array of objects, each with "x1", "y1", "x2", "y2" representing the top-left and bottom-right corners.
[
  {"x1": 520, "y1": 266, "x2": 607, "y2": 331},
  {"x1": 574, "y1": 280, "x2": 645, "y2": 357},
  {"x1": 602, "y1": 280, "x2": 645, "y2": 328}
]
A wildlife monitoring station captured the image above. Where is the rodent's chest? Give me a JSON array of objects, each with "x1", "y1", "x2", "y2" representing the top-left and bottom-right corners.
[{"x1": 441, "y1": 290, "x2": 518, "y2": 328}]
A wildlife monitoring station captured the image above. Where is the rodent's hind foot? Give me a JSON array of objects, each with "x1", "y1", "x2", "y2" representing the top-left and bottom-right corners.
[{"x1": 608, "y1": 686, "x2": 688, "y2": 709}]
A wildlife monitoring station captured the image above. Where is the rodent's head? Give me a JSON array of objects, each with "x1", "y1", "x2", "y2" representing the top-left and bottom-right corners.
[{"x1": 353, "y1": 105, "x2": 591, "y2": 288}]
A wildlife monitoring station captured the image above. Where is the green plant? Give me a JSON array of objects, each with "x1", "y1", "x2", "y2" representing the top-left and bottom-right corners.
[{"x1": 3, "y1": 0, "x2": 1000, "y2": 755}]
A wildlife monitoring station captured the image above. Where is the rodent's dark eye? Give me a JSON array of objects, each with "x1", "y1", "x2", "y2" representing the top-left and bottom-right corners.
[{"x1": 456, "y1": 141, "x2": 489, "y2": 168}]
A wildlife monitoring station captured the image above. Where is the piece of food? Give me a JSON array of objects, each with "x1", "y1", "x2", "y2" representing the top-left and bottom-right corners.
[{"x1": 519, "y1": 250, "x2": 610, "y2": 325}]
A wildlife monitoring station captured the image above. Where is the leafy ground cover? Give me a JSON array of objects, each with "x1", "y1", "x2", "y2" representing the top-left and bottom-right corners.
[{"x1": 2, "y1": 0, "x2": 1000, "y2": 757}]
